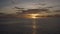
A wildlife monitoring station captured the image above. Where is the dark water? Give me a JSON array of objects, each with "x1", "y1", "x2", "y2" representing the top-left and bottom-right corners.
[{"x1": 0, "y1": 17, "x2": 60, "y2": 34}]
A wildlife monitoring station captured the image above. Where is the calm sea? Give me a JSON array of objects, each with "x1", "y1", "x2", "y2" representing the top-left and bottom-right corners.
[{"x1": 0, "y1": 17, "x2": 60, "y2": 34}]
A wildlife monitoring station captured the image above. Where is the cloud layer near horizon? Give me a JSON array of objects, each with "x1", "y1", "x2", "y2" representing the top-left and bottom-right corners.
[{"x1": 0, "y1": 0, "x2": 60, "y2": 14}]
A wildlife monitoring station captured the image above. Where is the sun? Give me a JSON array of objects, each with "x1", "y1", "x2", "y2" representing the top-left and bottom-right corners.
[
  {"x1": 32, "y1": 16, "x2": 36, "y2": 19},
  {"x1": 28, "y1": 14, "x2": 39, "y2": 19}
]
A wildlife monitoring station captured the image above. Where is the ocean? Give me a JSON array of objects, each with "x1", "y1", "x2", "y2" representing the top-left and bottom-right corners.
[{"x1": 0, "y1": 17, "x2": 60, "y2": 34}]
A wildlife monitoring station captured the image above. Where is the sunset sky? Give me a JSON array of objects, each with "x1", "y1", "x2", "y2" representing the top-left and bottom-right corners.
[{"x1": 0, "y1": 0, "x2": 60, "y2": 14}]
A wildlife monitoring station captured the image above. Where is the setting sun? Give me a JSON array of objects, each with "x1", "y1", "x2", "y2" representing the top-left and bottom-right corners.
[
  {"x1": 27, "y1": 14, "x2": 40, "y2": 19},
  {"x1": 30, "y1": 14, "x2": 39, "y2": 19}
]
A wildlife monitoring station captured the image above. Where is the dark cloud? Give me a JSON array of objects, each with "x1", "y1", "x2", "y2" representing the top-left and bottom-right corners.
[{"x1": 14, "y1": 7, "x2": 24, "y2": 9}]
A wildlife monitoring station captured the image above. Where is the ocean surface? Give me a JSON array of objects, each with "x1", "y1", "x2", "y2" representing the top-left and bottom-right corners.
[{"x1": 0, "y1": 17, "x2": 60, "y2": 34}]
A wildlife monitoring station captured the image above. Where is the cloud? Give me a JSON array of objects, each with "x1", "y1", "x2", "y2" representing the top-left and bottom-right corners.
[{"x1": 0, "y1": 0, "x2": 60, "y2": 14}]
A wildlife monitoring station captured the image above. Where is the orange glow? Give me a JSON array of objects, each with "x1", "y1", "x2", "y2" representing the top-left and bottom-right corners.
[
  {"x1": 33, "y1": 25, "x2": 36, "y2": 29},
  {"x1": 27, "y1": 14, "x2": 40, "y2": 19},
  {"x1": 24, "y1": 14, "x2": 48, "y2": 19}
]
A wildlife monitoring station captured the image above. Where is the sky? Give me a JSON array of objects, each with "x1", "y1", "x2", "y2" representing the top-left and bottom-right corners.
[{"x1": 0, "y1": 0, "x2": 60, "y2": 14}]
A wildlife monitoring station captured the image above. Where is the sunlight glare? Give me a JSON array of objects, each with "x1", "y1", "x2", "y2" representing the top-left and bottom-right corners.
[{"x1": 29, "y1": 14, "x2": 39, "y2": 19}]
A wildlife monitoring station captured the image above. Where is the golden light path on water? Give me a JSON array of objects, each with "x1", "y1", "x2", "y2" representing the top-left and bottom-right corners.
[
  {"x1": 24, "y1": 14, "x2": 47, "y2": 34},
  {"x1": 32, "y1": 19, "x2": 37, "y2": 34},
  {"x1": 27, "y1": 14, "x2": 39, "y2": 34},
  {"x1": 31, "y1": 14, "x2": 38, "y2": 34}
]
